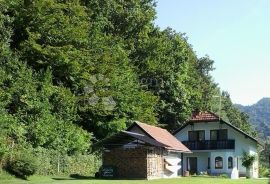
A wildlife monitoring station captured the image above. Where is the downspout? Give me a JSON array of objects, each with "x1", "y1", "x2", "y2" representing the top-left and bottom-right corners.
[{"x1": 181, "y1": 153, "x2": 184, "y2": 176}]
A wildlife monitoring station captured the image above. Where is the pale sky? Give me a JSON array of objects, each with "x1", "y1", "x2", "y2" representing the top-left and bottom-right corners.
[{"x1": 155, "y1": 0, "x2": 270, "y2": 105}]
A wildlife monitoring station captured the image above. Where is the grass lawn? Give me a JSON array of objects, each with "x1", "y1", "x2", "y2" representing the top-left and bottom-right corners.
[{"x1": 0, "y1": 174, "x2": 269, "y2": 184}]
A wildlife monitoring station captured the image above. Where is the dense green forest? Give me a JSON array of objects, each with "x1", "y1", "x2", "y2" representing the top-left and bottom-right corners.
[{"x1": 0, "y1": 0, "x2": 258, "y2": 175}]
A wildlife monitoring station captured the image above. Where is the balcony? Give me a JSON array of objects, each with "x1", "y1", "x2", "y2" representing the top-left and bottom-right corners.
[{"x1": 182, "y1": 140, "x2": 235, "y2": 150}]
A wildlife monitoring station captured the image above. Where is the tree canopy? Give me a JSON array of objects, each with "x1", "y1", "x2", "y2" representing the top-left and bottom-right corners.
[{"x1": 0, "y1": 0, "x2": 256, "y2": 156}]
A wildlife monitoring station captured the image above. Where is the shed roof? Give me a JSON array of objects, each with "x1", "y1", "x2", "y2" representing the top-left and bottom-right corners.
[
  {"x1": 128, "y1": 121, "x2": 191, "y2": 152},
  {"x1": 96, "y1": 130, "x2": 168, "y2": 149}
]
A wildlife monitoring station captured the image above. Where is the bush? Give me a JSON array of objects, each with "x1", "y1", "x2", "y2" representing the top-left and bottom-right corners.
[
  {"x1": 0, "y1": 171, "x2": 14, "y2": 180},
  {"x1": 1, "y1": 147, "x2": 101, "y2": 177},
  {"x1": 259, "y1": 166, "x2": 270, "y2": 178},
  {"x1": 32, "y1": 147, "x2": 101, "y2": 176},
  {"x1": 4, "y1": 153, "x2": 38, "y2": 180}
]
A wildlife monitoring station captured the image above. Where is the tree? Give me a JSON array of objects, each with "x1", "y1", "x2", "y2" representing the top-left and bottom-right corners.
[
  {"x1": 10, "y1": 0, "x2": 91, "y2": 90},
  {"x1": 241, "y1": 151, "x2": 256, "y2": 178},
  {"x1": 0, "y1": 0, "x2": 256, "y2": 148},
  {"x1": 77, "y1": 34, "x2": 158, "y2": 138}
]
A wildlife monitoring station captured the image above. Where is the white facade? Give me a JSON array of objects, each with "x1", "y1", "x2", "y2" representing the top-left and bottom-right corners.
[
  {"x1": 163, "y1": 153, "x2": 182, "y2": 178},
  {"x1": 174, "y1": 121, "x2": 259, "y2": 178}
]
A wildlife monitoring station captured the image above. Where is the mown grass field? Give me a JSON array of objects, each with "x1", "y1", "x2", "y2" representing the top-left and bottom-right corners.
[{"x1": 0, "y1": 174, "x2": 269, "y2": 184}]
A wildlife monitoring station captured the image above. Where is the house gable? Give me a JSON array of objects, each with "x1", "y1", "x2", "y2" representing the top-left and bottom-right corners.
[
  {"x1": 173, "y1": 111, "x2": 261, "y2": 146},
  {"x1": 175, "y1": 121, "x2": 258, "y2": 149},
  {"x1": 173, "y1": 111, "x2": 261, "y2": 178}
]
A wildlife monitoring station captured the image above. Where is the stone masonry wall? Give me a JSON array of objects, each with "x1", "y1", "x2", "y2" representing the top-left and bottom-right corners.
[
  {"x1": 103, "y1": 147, "x2": 148, "y2": 178},
  {"x1": 146, "y1": 148, "x2": 164, "y2": 179}
]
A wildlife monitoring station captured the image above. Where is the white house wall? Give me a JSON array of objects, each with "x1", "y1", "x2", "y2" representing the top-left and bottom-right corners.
[
  {"x1": 163, "y1": 152, "x2": 182, "y2": 178},
  {"x1": 175, "y1": 121, "x2": 259, "y2": 178},
  {"x1": 209, "y1": 151, "x2": 234, "y2": 174},
  {"x1": 182, "y1": 152, "x2": 209, "y2": 174}
]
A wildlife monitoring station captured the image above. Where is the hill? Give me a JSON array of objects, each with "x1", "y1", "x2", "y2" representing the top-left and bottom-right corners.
[{"x1": 236, "y1": 98, "x2": 270, "y2": 137}]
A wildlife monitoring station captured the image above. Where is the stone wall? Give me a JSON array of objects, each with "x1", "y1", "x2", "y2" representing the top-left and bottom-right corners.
[
  {"x1": 146, "y1": 148, "x2": 164, "y2": 179},
  {"x1": 103, "y1": 147, "x2": 148, "y2": 178}
]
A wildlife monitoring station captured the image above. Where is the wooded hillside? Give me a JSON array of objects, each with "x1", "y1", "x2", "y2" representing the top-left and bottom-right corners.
[
  {"x1": 0, "y1": 0, "x2": 256, "y2": 172},
  {"x1": 236, "y1": 98, "x2": 270, "y2": 138}
]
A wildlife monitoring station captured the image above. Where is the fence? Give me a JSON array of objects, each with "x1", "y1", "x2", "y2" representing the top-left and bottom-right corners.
[{"x1": 0, "y1": 147, "x2": 101, "y2": 176}]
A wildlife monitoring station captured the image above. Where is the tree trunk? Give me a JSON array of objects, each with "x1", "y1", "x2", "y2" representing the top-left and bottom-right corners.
[{"x1": 246, "y1": 167, "x2": 251, "y2": 179}]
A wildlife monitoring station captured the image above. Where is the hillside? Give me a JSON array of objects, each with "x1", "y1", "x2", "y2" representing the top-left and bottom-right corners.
[
  {"x1": 236, "y1": 98, "x2": 270, "y2": 137},
  {"x1": 0, "y1": 0, "x2": 258, "y2": 176}
]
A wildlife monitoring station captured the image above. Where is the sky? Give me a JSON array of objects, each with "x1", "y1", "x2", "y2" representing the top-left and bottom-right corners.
[{"x1": 155, "y1": 0, "x2": 270, "y2": 105}]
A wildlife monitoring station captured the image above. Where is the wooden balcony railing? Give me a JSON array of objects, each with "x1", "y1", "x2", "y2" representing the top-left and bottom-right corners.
[{"x1": 182, "y1": 140, "x2": 235, "y2": 150}]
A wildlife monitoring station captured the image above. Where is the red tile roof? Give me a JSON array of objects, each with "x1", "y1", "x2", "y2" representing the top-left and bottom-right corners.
[
  {"x1": 130, "y1": 121, "x2": 191, "y2": 153},
  {"x1": 189, "y1": 111, "x2": 220, "y2": 122}
]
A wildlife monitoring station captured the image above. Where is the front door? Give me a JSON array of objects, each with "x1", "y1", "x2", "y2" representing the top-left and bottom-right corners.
[{"x1": 187, "y1": 157, "x2": 197, "y2": 175}]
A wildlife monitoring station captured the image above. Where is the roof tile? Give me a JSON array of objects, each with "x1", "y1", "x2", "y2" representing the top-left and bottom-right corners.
[
  {"x1": 190, "y1": 111, "x2": 220, "y2": 122},
  {"x1": 134, "y1": 121, "x2": 191, "y2": 152}
]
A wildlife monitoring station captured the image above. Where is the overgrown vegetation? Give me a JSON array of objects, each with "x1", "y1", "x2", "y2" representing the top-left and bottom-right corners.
[
  {"x1": 241, "y1": 152, "x2": 256, "y2": 179},
  {"x1": 4, "y1": 152, "x2": 38, "y2": 179},
  {"x1": 0, "y1": 0, "x2": 259, "y2": 178}
]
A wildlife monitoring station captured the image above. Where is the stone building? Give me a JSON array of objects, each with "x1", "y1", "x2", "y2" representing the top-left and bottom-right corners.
[{"x1": 98, "y1": 121, "x2": 191, "y2": 179}]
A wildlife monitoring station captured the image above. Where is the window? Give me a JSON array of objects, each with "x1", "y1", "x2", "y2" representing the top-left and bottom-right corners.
[
  {"x1": 188, "y1": 131, "x2": 205, "y2": 141},
  {"x1": 210, "y1": 129, "x2": 228, "y2": 140},
  {"x1": 219, "y1": 129, "x2": 228, "y2": 140},
  {"x1": 210, "y1": 130, "x2": 218, "y2": 140},
  {"x1": 215, "y1": 156, "x2": 223, "y2": 169},
  {"x1": 228, "y1": 157, "x2": 233, "y2": 169},
  {"x1": 207, "y1": 157, "x2": 210, "y2": 169},
  {"x1": 198, "y1": 131, "x2": 205, "y2": 141},
  {"x1": 188, "y1": 131, "x2": 197, "y2": 141}
]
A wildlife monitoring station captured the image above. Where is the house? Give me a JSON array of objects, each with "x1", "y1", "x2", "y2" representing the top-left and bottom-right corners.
[
  {"x1": 98, "y1": 121, "x2": 191, "y2": 179},
  {"x1": 174, "y1": 111, "x2": 262, "y2": 178}
]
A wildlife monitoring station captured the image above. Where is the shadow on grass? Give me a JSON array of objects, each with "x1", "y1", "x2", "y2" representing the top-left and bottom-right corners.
[
  {"x1": 52, "y1": 174, "x2": 146, "y2": 181},
  {"x1": 52, "y1": 174, "x2": 95, "y2": 181}
]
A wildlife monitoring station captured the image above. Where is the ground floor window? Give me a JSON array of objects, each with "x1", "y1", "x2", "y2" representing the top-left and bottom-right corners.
[
  {"x1": 228, "y1": 157, "x2": 233, "y2": 169},
  {"x1": 215, "y1": 156, "x2": 223, "y2": 169}
]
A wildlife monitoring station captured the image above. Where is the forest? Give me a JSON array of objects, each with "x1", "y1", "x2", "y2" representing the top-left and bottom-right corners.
[{"x1": 0, "y1": 0, "x2": 259, "y2": 176}]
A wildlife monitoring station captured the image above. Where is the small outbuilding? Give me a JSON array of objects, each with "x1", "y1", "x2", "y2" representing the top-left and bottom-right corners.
[{"x1": 96, "y1": 121, "x2": 191, "y2": 179}]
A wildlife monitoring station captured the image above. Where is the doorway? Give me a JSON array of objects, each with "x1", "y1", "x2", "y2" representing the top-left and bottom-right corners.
[{"x1": 187, "y1": 157, "x2": 197, "y2": 175}]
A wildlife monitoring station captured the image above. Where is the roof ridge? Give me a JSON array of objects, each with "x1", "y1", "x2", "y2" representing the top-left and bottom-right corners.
[
  {"x1": 121, "y1": 130, "x2": 145, "y2": 137},
  {"x1": 135, "y1": 121, "x2": 167, "y2": 131}
]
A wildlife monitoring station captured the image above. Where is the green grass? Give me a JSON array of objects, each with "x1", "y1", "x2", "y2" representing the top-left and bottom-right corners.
[{"x1": 0, "y1": 174, "x2": 269, "y2": 184}]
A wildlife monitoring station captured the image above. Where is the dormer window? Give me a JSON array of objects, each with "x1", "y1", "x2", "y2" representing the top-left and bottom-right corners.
[{"x1": 210, "y1": 129, "x2": 228, "y2": 140}]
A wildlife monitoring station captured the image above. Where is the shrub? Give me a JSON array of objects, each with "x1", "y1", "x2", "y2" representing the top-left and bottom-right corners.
[
  {"x1": 241, "y1": 152, "x2": 256, "y2": 169},
  {"x1": 0, "y1": 171, "x2": 14, "y2": 180},
  {"x1": 4, "y1": 153, "x2": 38, "y2": 180},
  {"x1": 241, "y1": 151, "x2": 256, "y2": 178},
  {"x1": 1, "y1": 147, "x2": 101, "y2": 177},
  {"x1": 31, "y1": 147, "x2": 101, "y2": 176},
  {"x1": 259, "y1": 166, "x2": 270, "y2": 178}
]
